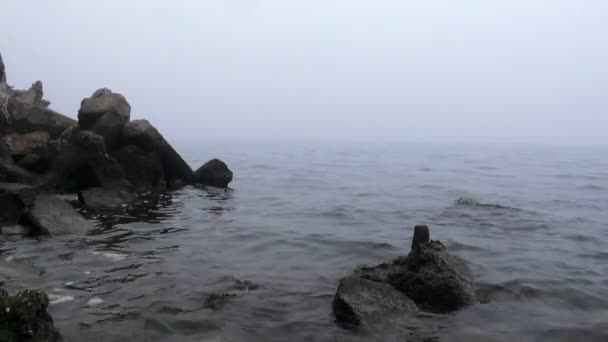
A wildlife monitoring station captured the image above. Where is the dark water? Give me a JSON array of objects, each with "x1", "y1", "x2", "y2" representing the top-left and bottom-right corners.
[{"x1": 2, "y1": 142, "x2": 608, "y2": 342}]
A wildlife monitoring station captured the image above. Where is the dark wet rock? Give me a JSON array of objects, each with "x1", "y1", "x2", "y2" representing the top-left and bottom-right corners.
[
  {"x1": 0, "y1": 140, "x2": 43, "y2": 185},
  {"x1": 46, "y1": 128, "x2": 130, "y2": 192},
  {"x1": 78, "y1": 88, "x2": 130, "y2": 151},
  {"x1": 17, "y1": 153, "x2": 49, "y2": 174},
  {"x1": 0, "y1": 288, "x2": 62, "y2": 342},
  {"x1": 203, "y1": 293, "x2": 237, "y2": 311},
  {"x1": 411, "y1": 225, "x2": 430, "y2": 250},
  {"x1": 23, "y1": 194, "x2": 93, "y2": 235},
  {"x1": 120, "y1": 120, "x2": 192, "y2": 187},
  {"x1": 78, "y1": 187, "x2": 135, "y2": 210},
  {"x1": 1, "y1": 225, "x2": 26, "y2": 237},
  {"x1": 0, "y1": 183, "x2": 36, "y2": 226},
  {"x1": 193, "y1": 159, "x2": 233, "y2": 188},
  {"x1": 334, "y1": 226, "x2": 476, "y2": 329},
  {"x1": 387, "y1": 241, "x2": 476, "y2": 313},
  {"x1": 114, "y1": 144, "x2": 166, "y2": 191},
  {"x1": 333, "y1": 275, "x2": 418, "y2": 327},
  {"x1": 2, "y1": 132, "x2": 50, "y2": 159}
]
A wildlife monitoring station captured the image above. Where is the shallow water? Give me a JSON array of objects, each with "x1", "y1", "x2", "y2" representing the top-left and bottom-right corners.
[{"x1": 2, "y1": 141, "x2": 608, "y2": 341}]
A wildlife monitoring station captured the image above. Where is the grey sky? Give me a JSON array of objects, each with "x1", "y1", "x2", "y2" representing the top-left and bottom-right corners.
[{"x1": 3, "y1": 0, "x2": 607, "y2": 144}]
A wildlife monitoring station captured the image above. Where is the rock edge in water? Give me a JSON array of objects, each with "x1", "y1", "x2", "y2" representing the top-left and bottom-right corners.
[
  {"x1": 0, "y1": 288, "x2": 62, "y2": 342},
  {"x1": 333, "y1": 226, "x2": 476, "y2": 328}
]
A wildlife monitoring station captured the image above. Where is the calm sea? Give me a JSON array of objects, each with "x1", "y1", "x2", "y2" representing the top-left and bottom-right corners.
[{"x1": 2, "y1": 141, "x2": 608, "y2": 341}]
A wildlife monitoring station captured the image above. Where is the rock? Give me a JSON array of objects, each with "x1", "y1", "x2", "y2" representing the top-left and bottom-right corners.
[
  {"x1": 387, "y1": 240, "x2": 476, "y2": 313},
  {"x1": 1, "y1": 225, "x2": 26, "y2": 237},
  {"x1": 23, "y1": 194, "x2": 93, "y2": 235},
  {"x1": 114, "y1": 144, "x2": 166, "y2": 191},
  {"x1": 193, "y1": 159, "x2": 233, "y2": 188},
  {"x1": 0, "y1": 183, "x2": 34, "y2": 226},
  {"x1": 2, "y1": 131, "x2": 50, "y2": 158},
  {"x1": 411, "y1": 225, "x2": 430, "y2": 250},
  {"x1": 45, "y1": 128, "x2": 130, "y2": 192},
  {"x1": 0, "y1": 141, "x2": 41, "y2": 185},
  {"x1": 0, "y1": 52, "x2": 5, "y2": 84},
  {"x1": 120, "y1": 120, "x2": 193, "y2": 187},
  {"x1": 17, "y1": 153, "x2": 49, "y2": 174},
  {"x1": 11, "y1": 81, "x2": 50, "y2": 108},
  {"x1": 78, "y1": 187, "x2": 135, "y2": 210},
  {"x1": 78, "y1": 89, "x2": 130, "y2": 150},
  {"x1": 8, "y1": 100, "x2": 76, "y2": 139},
  {"x1": 333, "y1": 275, "x2": 418, "y2": 327},
  {"x1": 0, "y1": 288, "x2": 62, "y2": 342}
]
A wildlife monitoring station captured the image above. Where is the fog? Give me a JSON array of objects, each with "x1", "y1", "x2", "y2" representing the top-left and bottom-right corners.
[{"x1": 3, "y1": 0, "x2": 607, "y2": 145}]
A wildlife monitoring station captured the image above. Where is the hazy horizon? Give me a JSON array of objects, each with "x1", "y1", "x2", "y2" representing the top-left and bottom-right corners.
[{"x1": 3, "y1": 1, "x2": 607, "y2": 145}]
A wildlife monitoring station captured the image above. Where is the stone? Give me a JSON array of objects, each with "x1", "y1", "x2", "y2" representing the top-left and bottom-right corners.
[
  {"x1": 0, "y1": 288, "x2": 62, "y2": 342},
  {"x1": 1, "y1": 225, "x2": 26, "y2": 236},
  {"x1": 0, "y1": 183, "x2": 36, "y2": 227},
  {"x1": 2, "y1": 131, "x2": 50, "y2": 158},
  {"x1": 11, "y1": 81, "x2": 50, "y2": 108},
  {"x1": 23, "y1": 194, "x2": 93, "y2": 235},
  {"x1": 387, "y1": 241, "x2": 476, "y2": 313},
  {"x1": 45, "y1": 128, "x2": 130, "y2": 192},
  {"x1": 333, "y1": 275, "x2": 418, "y2": 327},
  {"x1": 17, "y1": 153, "x2": 49, "y2": 174},
  {"x1": 193, "y1": 159, "x2": 233, "y2": 188},
  {"x1": 8, "y1": 100, "x2": 76, "y2": 139},
  {"x1": 114, "y1": 144, "x2": 166, "y2": 191},
  {"x1": 411, "y1": 225, "x2": 430, "y2": 250},
  {"x1": 78, "y1": 89, "x2": 131, "y2": 151},
  {"x1": 78, "y1": 187, "x2": 135, "y2": 210},
  {"x1": 119, "y1": 120, "x2": 192, "y2": 187}
]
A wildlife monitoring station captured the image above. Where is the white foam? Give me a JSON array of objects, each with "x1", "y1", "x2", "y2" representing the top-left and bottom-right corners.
[
  {"x1": 91, "y1": 251, "x2": 126, "y2": 261},
  {"x1": 49, "y1": 294, "x2": 75, "y2": 305},
  {"x1": 4, "y1": 256, "x2": 14, "y2": 262},
  {"x1": 87, "y1": 297, "x2": 104, "y2": 306}
]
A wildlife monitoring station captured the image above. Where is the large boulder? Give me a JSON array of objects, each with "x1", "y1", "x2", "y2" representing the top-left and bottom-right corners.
[
  {"x1": 120, "y1": 120, "x2": 192, "y2": 188},
  {"x1": 45, "y1": 128, "x2": 130, "y2": 192},
  {"x1": 333, "y1": 275, "x2": 418, "y2": 327},
  {"x1": 193, "y1": 159, "x2": 233, "y2": 189},
  {"x1": 23, "y1": 194, "x2": 93, "y2": 235},
  {"x1": 2, "y1": 132, "x2": 52, "y2": 173},
  {"x1": 8, "y1": 100, "x2": 75, "y2": 139},
  {"x1": 114, "y1": 144, "x2": 166, "y2": 191},
  {"x1": 0, "y1": 288, "x2": 62, "y2": 342},
  {"x1": 78, "y1": 88, "x2": 131, "y2": 150},
  {"x1": 0, "y1": 140, "x2": 41, "y2": 185}
]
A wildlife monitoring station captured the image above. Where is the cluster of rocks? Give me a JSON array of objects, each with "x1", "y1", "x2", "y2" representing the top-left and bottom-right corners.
[
  {"x1": 333, "y1": 225, "x2": 476, "y2": 328},
  {"x1": 0, "y1": 288, "x2": 62, "y2": 342}
]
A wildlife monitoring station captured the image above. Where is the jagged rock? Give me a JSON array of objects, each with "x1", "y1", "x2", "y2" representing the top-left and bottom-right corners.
[
  {"x1": 78, "y1": 187, "x2": 135, "y2": 210},
  {"x1": 0, "y1": 52, "x2": 6, "y2": 84},
  {"x1": 45, "y1": 128, "x2": 130, "y2": 192},
  {"x1": 0, "y1": 288, "x2": 62, "y2": 342},
  {"x1": 78, "y1": 88, "x2": 130, "y2": 150},
  {"x1": 120, "y1": 120, "x2": 192, "y2": 187},
  {"x1": 387, "y1": 240, "x2": 476, "y2": 313},
  {"x1": 11, "y1": 81, "x2": 50, "y2": 108},
  {"x1": 333, "y1": 276, "x2": 418, "y2": 327},
  {"x1": 8, "y1": 100, "x2": 75, "y2": 139},
  {"x1": 193, "y1": 159, "x2": 233, "y2": 188},
  {"x1": 0, "y1": 143, "x2": 40, "y2": 185},
  {"x1": 114, "y1": 144, "x2": 166, "y2": 191},
  {"x1": 23, "y1": 194, "x2": 93, "y2": 235},
  {"x1": 2, "y1": 132, "x2": 50, "y2": 158}
]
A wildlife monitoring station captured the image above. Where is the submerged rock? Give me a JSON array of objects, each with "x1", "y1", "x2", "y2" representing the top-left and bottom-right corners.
[
  {"x1": 78, "y1": 187, "x2": 135, "y2": 210},
  {"x1": 23, "y1": 194, "x2": 94, "y2": 235},
  {"x1": 333, "y1": 226, "x2": 476, "y2": 329},
  {"x1": 333, "y1": 275, "x2": 417, "y2": 327},
  {"x1": 193, "y1": 159, "x2": 233, "y2": 189},
  {"x1": 387, "y1": 240, "x2": 476, "y2": 313},
  {"x1": 0, "y1": 288, "x2": 62, "y2": 342}
]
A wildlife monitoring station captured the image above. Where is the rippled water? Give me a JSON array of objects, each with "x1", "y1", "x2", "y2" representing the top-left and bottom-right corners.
[{"x1": 2, "y1": 142, "x2": 608, "y2": 341}]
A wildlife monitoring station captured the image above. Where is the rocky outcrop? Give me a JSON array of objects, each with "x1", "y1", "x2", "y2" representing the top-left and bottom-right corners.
[
  {"x1": 12, "y1": 81, "x2": 50, "y2": 108},
  {"x1": 8, "y1": 98, "x2": 75, "y2": 139},
  {"x1": 333, "y1": 227, "x2": 476, "y2": 328},
  {"x1": 78, "y1": 88, "x2": 131, "y2": 151},
  {"x1": 120, "y1": 120, "x2": 193, "y2": 188},
  {"x1": 193, "y1": 159, "x2": 233, "y2": 189},
  {"x1": 333, "y1": 276, "x2": 417, "y2": 327},
  {"x1": 0, "y1": 288, "x2": 62, "y2": 342}
]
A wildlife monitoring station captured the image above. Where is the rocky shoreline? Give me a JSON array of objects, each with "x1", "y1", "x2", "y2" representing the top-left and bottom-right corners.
[{"x1": 0, "y1": 53, "x2": 234, "y2": 340}]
